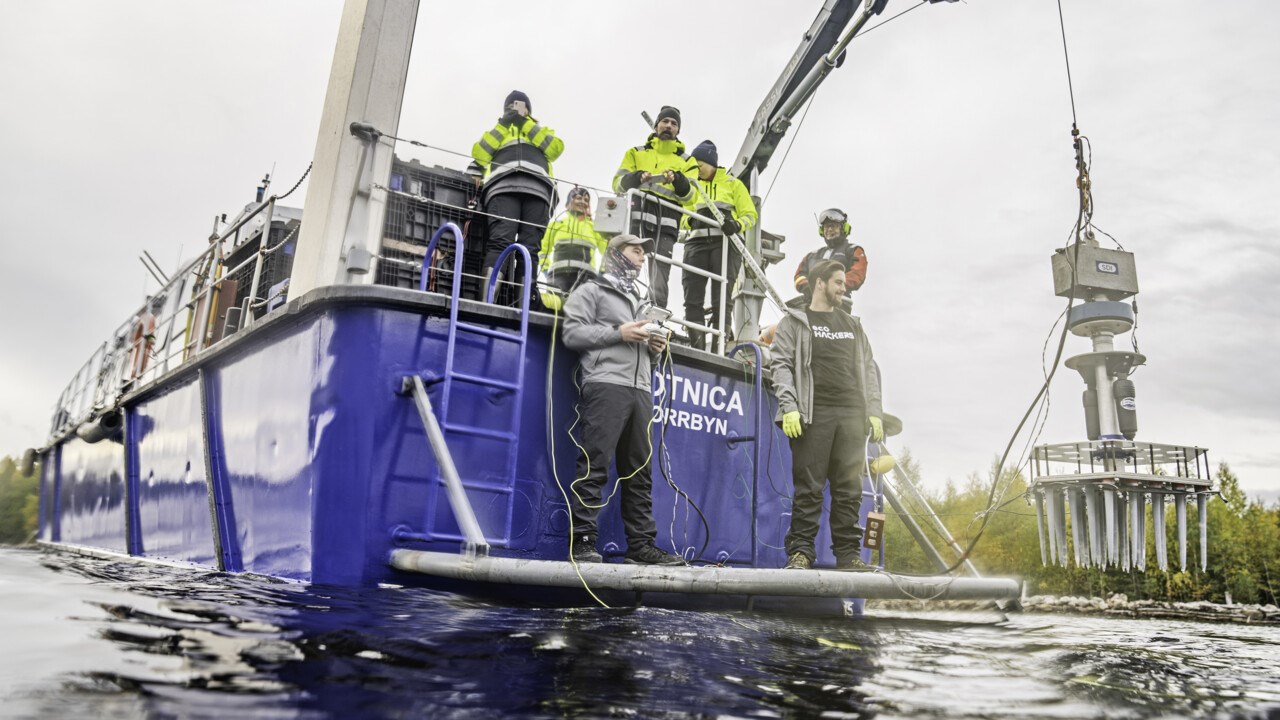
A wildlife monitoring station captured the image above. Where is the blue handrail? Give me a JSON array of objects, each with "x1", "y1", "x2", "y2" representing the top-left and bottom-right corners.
[
  {"x1": 421, "y1": 222, "x2": 464, "y2": 294},
  {"x1": 728, "y1": 342, "x2": 765, "y2": 566},
  {"x1": 414, "y1": 223, "x2": 533, "y2": 548}
]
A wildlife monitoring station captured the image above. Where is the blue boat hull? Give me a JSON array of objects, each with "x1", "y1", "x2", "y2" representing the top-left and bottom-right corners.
[{"x1": 39, "y1": 287, "x2": 872, "y2": 601}]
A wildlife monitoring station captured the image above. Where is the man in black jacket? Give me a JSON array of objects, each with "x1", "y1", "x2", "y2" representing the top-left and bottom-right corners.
[
  {"x1": 770, "y1": 260, "x2": 884, "y2": 572},
  {"x1": 471, "y1": 90, "x2": 565, "y2": 305}
]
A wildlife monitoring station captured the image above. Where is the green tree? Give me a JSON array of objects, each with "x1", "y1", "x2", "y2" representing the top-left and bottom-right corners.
[{"x1": 0, "y1": 455, "x2": 40, "y2": 544}]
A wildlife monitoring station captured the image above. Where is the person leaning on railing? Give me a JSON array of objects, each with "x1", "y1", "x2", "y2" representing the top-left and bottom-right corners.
[
  {"x1": 537, "y1": 187, "x2": 607, "y2": 311},
  {"x1": 471, "y1": 90, "x2": 564, "y2": 306},
  {"x1": 612, "y1": 106, "x2": 698, "y2": 310},
  {"x1": 679, "y1": 140, "x2": 757, "y2": 351}
]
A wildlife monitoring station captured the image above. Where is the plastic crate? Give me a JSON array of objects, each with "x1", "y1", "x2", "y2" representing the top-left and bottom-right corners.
[
  {"x1": 381, "y1": 156, "x2": 484, "y2": 298},
  {"x1": 221, "y1": 219, "x2": 298, "y2": 317}
]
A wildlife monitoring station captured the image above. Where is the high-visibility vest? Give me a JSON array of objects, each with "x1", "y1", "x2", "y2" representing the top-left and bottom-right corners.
[
  {"x1": 612, "y1": 135, "x2": 697, "y2": 207},
  {"x1": 539, "y1": 213, "x2": 607, "y2": 272},
  {"x1": 471, "y1": 116, "x2": 564, "y2": 186},
  {"x1": 681, "y1": 167, "x2": 758, "y2": 242}
]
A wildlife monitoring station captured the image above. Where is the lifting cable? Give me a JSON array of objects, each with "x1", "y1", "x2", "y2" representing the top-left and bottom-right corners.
[{"x1": 908, "y1": 0, "x2": 1091, "y2": 577}]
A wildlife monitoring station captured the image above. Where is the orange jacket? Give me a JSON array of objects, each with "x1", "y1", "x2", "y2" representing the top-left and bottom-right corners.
[{"x1": 793, "y1": 241, "x2": 867, "y2": 295}]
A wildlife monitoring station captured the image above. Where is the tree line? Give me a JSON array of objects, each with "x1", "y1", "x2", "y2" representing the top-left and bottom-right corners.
[
  {"x1": 0, "y1": 455, "x2": 39, "y2": 545},
  {"x1": 880, "y1": 451, "x2": 1280, "y2": 605}
]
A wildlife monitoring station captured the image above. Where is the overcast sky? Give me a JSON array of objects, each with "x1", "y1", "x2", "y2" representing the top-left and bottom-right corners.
[{"x1": 1, "y1": 1, "x2": 1276, "y2": 499}]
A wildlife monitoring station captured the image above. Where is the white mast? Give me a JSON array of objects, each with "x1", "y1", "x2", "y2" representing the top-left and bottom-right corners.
[{"x1": 288, "y1": 0, "x2": 420, "y2": 299}]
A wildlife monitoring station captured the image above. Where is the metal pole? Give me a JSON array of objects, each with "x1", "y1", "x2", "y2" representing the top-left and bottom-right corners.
[
  {"x1": 1034, "y1": 489, "x2": 1047, "y2": 566},
  {"x1": 1152, "y1": 492, "x2": 1167, "y2": 571},
  {"x1": 1197, "y1": 493, "x2": 1208, "y2": 572},
  {"x1": 717, "y1": 232, "x2": 729, "y2": 353},
  {"x1": 408, "y1": 376, "x2": 488, "y2": 555},
  {"x1": 882, "y1": 480, "x2": 950, "y2": 574},
  {"x1": 686, "y1": 185, "x2": 789, "y2": 313},
  {"x1": 1176, "y1": 493, "x2": 1188, "y2": 571},
  {"x1": 1068, "y1": 488, "x2": 1085, "y2": 567},
  {"x1": 889, "y1": 460, "x2": 980, "y2": 576},
  {"x1": 390, "y1": 550, "x2": 1023, "y2": 601},
  {"x1": 244, "y1": 198, "x2": 275, "y2": 328}
]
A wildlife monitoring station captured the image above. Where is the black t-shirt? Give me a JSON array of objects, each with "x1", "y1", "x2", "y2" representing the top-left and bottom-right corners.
[{"x1": 806, "y1": 309, "x2": 864, "y2": 409}]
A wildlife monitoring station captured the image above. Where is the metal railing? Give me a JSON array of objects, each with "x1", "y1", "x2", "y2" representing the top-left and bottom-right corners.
[
  {"x1": 373, "y1": 181, "x2": 757, "y2": 354},
  {"x1": 49, "y1": 196, "x2": 297, "y2": 441},
  {"x1": 618, "y1": 187, "x2": 783, "y2": 354}
]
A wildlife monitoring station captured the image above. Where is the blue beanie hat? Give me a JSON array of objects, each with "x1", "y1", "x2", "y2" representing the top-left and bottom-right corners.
[
  {"x1": 691, "y1": 140, "x2": 718, "y2": 167},
  {"x1": 504, "y1": 90, "x2": 531, "y2": 115}
]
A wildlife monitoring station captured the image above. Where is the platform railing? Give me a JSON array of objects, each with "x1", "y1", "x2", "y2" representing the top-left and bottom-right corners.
[
  {"x1": 617, "y1": 188, "x2": 740, "y2": 353},
  {"x1": 49, "y1": 196, "x2": 297, "y2": 441},
  {"x1": 371, "y1": 176, "x2": 766, "y2": 356}
]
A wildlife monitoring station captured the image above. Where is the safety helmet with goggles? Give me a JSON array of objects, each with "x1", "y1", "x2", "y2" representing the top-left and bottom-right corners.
[{"x1": 817, "y1": 208, "x2": 850, "y2": 237}]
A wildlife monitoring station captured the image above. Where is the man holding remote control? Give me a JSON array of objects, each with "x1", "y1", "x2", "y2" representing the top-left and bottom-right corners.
[{"x1": 560, "y1": 234, "x2": 682, "y2": 566}]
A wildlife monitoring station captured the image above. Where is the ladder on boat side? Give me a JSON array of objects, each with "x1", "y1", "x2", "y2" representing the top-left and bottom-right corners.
[{"x1": 399, "y1": 223, "x2": 534, "y2": 552}]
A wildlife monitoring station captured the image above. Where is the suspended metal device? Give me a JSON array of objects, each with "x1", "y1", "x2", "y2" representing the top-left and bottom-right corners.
[{"x1": 1030, "y1": 233, "x2": 1213, "y2": 572}]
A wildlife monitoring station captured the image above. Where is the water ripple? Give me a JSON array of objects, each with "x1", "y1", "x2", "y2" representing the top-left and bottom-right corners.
[{"x1": 1, "y1": 547, "x2": 1278, "y2": 719}]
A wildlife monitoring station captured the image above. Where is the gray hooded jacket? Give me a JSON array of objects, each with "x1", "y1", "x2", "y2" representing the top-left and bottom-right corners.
[
  {"x1": 769, "y1": 308, "x2": 882, "y2": 424},
  {"x1": 561, "y1": 276, "x2": 657, "y2": 390}
]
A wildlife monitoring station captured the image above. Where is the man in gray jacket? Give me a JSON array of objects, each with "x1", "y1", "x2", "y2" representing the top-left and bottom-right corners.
[
  {"x1": 770, "y1": 260, "x2": 884, "y2": 571},
  {"x1": 561, "y1": 234, "x2": 683, "y2": 565}
]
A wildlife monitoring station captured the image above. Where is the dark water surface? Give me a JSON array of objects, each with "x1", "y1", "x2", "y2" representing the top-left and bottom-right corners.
[{"x1": 2, "y1": 548, "x2": 1278, "y2": 719}]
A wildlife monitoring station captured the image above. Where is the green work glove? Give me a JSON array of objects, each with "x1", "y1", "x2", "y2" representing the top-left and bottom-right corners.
[
  {"x1": 782, "y1": 411, "x2": 803, "y2": 439},
  {"x1": 868, "y1": 416, "x2": 884, "y2": 442}
]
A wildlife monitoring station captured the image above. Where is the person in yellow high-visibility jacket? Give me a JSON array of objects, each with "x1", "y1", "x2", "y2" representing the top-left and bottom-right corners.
[
  {"x1": 612, "y1": 105, "x2": 697, "y2": 311},
  {"x1": 471, "y1": 90, "x2": 564, "y2": 304},
  {"x1": 679, "y1": 140, "x2": 758, "y2": 351},
  {"x1": 537, "y1": 187, "x2": 607, "y2": 310}
]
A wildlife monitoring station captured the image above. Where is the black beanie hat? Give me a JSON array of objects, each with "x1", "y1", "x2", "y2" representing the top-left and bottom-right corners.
[
  {"x1": 656, "y1": 105, "x2": 681, "y2": 127},
  {"x1": 504, "y1": 90, "x2": 531, "y2": 115},
  {"x1": 691, "y1": 140, "x2": 718, "y2": 167}
]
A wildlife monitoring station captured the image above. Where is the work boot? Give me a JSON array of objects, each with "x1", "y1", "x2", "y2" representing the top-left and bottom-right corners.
[
  {"x1": 835, "y1": 557, "x2": 873, "y2": 572},
  {"x1": 624, "y1": 544, "x2": 684, "y2": 565},
  {"x1": 571, "y1": 535, "x2": 602, "y2": 564},
  {"x1": 784, "y1": 552, "x2": 812, "y2": 570}
]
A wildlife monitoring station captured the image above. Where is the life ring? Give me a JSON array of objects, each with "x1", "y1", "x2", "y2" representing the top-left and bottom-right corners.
[{"x1": 128, "y1": 312, "x2": 157, "y2": 379}]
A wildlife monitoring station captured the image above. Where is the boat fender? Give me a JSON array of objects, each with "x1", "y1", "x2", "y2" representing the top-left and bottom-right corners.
[
  {"x1": 75, "y1": 410, "x2": 123, "y2": 444},
  {"x1": 18, "y1": 448, "x2": 38, "y2": 476},
  {"x1": 128, "y1": 312, "x2": 157, "y2": 380}
]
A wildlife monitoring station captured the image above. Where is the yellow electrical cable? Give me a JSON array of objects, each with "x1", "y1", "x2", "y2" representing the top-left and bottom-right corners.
[
  {"x1": 547, "y1": 285, "x2": 673, "y2": 607},
  {"x1": 546, "y1": 302, "x2": 611, "y2": 608}
]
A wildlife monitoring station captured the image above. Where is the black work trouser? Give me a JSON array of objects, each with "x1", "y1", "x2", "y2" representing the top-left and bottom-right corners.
[
  {"x1": 785, "y1": 403, "x2": 867, "y2": 564},
  {"x1": 569, "y1": 382, "x2": 657, "y2": 548},
  {"x1": 630, "y1": 194, "x2": 680, "y2": 310},
  {"x1": 682, "y1": 239, "x2": 741, "y2": 351},
  {"x1": 484, "y1": 193, "x2": 549, "y2": 304}
]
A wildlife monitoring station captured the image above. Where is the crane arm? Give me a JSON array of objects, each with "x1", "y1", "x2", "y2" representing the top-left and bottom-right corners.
[{"x1": 730, "y1": 0, "x2": 956, "y2": 180}]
